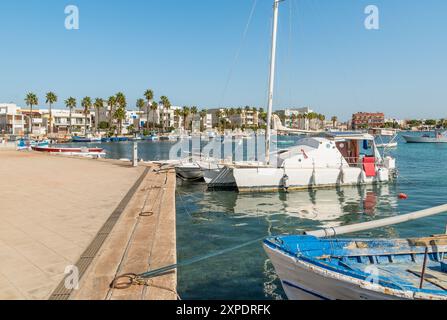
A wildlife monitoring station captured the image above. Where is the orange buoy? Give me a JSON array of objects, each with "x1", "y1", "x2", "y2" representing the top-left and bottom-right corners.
[{"x1": 398, "y1": 193, "x2": 408, "y2": 200}]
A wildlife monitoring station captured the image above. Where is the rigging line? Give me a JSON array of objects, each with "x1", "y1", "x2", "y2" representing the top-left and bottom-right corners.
[{"x1": 218, "y1": 0, "x2": 259, "y2": 107}]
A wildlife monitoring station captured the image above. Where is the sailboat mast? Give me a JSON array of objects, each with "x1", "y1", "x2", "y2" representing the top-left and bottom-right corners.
[{"x1": 265, "y1": 0, "x2": 281, "y2": 165}]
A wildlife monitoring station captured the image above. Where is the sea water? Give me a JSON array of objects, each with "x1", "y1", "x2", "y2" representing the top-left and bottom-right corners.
[{"x1": 60, "y1": 135, "x2": 447, "y2": 299}]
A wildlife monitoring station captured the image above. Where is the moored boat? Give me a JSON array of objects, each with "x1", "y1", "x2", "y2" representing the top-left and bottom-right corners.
[
  {"x1": 32, "y1": 146, "x2": 104, "y2": 153},
  {"x1": 17, "y1": 139, "x2": 49, "y2": 150},
  {"x1": 176, "y1": 162, "x2": 204, "y2": 180},
  {"x1": 264, "y1": 235, "x2": 447, "y2": 300},
  {"x1": 402, "y1": 131, "x2": 447, "y2": 143},
  {"x1": 209, "y1": 133, "x2": 397, "y2": 192}
]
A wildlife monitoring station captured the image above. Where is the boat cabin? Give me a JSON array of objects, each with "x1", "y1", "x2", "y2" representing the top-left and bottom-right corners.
[
  {"x1": 277, "y1": 133, "x2": 381, "y2": 174},
  {"x1": 326, "y1": 132, "x2": 380, "y2": 168}
]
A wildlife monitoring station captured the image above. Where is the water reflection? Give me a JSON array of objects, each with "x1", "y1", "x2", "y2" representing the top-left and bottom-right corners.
[{"x1": 177, "y1": 182, "x2": 399, "y2": 229}]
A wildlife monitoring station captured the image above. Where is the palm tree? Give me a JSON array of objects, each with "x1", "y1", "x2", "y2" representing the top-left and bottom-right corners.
[
  {"x1": 114, "y1": 93, "x2": 127, "y2": 135},
  {"x1": 160, "y1": 96, "x2": 171, "y2": 132},
  {"x1": 199, "y1": 110, "x2": 207, "y2": 132},
  {"x1": 25, "y1": 93, "x2": 38, "y2": 135},
  {"x1": 144, "y1": 89, "x2": 154, "y2": 130},
  {"x1": 302, "y1": 113, "x2": 308, "y2": 130},
  {"x1": 45, "y1": 92, "x2": 57, "y2": 134},
  {"x1": 150, "y1": 101, "x2": 159, "y2": 131},
  {"x1": 136, "y1": 98, "x2": 145, "y2": 133},
  {"x1": 331, "y1": 116, "x2": 338, "y2": 129},
  {"x1": 65, "y1": 97, "x2": 77, "y2": 134},
  {"x1": 190, "y1": 106, "x2": 198, "y2": 131},
  {"x1": 107, "y1": 96, "x2": 117, "y2": 133},
  {"x1": 81, "y1": 97, "x2": 92, "y2": 135},
  {"x1": 94, "y1": 98, "x2": 105, "y2": 133},
  {"x1": 291, "y1": 114, "x2": 297, "y2": 128},
  {"x1": 174, "y1": 109, "x2": 182, "y2": 129},
  {"x1": 216, "y1": 110, "x2": 223, "y2": 131},
  {"x1": 182, "y1": 106, "x2": 190, "y2": 131},
  {"x1": 114, "y1": 106, "x2": 126, "y2": 135}
]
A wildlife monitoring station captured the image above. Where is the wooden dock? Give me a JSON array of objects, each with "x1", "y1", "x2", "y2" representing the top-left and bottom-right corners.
[{"x1": 68, "y1": 165, "x2": 178, "y2": 300}]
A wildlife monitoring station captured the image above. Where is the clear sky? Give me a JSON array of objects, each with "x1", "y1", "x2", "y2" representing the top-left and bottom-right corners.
[{"x1": 0, "y1": 0, "x2": 446, "y2": 120}]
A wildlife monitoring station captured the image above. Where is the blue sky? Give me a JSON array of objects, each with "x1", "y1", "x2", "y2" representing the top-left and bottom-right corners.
[{"x1": 0, "y1": 0, "x2": 446, "y2": 120}]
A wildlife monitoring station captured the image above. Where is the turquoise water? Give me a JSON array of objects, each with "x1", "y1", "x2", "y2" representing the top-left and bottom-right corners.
[{"x1": 60, "y1": 136, "x2": 447, "y2": 299}]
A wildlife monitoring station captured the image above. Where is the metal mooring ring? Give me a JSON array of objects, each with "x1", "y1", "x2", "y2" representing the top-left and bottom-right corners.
[
  {"x1": 110, "y1": 273, "x2": 138, "y2": 290},
  {"x1": 139, "y1": 211, "x2": 154, "y2": 217}
]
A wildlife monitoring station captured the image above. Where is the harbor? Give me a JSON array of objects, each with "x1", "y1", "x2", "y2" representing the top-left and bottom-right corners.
[{"x1": 1, "y1": 0, "x2": 447, "y2": 304}]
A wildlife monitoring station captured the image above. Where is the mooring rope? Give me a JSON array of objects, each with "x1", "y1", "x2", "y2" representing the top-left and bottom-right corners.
[{"x1": 110, "y1": 235, "x2": 269, "y2": 292}]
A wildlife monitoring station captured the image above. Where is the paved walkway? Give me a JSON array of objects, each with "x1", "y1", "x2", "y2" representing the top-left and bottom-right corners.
[{"x1": 0, "y1": 151, "x2": 146, "y2": 299}]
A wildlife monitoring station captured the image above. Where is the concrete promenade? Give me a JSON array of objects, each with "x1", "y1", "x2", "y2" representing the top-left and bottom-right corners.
[{"x1": 0, "y1": 150, "x2": 177, "y2": 300}]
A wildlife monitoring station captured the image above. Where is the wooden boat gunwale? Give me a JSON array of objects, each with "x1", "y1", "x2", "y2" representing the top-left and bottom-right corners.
[{"x1": 264, "y1": 235, "x2": 447, "y2": 299}]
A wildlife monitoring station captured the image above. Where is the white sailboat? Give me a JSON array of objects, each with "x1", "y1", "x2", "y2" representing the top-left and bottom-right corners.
[{"x1": 207, "y1": 0, "x2": 397, "y2": 192}]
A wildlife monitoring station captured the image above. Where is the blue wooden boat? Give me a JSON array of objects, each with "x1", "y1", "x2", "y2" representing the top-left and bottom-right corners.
[
  {"x1": 109, "y1": 137, "x2": 129, "y2": 142},
  {"x1": 264, "y1": 235, "x2": 447, "y2": 300},
  {"x1": 17, "y1": 139, "x2": 49, "y2": 150}
]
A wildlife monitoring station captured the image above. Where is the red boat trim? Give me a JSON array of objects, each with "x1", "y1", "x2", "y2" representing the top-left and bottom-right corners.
[{"x1": 32, "y1": 146, "x2": 104, "y2": 153}]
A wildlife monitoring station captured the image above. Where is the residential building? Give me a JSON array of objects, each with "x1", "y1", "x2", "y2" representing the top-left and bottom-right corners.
[
  {"x1": 352, "y1": 112, "x2": 385, "y2": 130},
  {"x1": 276, "y1": 107, "x2": 327, "y2": 131},
  {"x1": 229, "y1": 109, "x2": 260, "y2": 128},
  {"x1": 207, "y1": 108, "x2": 228, "y2": 127},
  {"x1": 139, "y1": 105, "x2": 183, "y2": 130},
  {"x1": 208, "y1": 108, "x2": 260, "y2": 129},
  {"x1": 43, "y1": 109, "x2": 92, "y2": 134},
  {"x1": 0, "y1": 103, "x2": 25, "y2": 135},
  {"x1": 20, "y1": 109, "x2": 47, "y2": 135}
]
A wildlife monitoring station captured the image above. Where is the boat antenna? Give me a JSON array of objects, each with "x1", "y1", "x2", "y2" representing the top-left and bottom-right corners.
[{"x1": 266, "y1": 0, "x2": 282, "y2": 165}]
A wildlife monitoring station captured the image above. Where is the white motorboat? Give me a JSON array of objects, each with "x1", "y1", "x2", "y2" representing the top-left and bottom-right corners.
[
  {"x1": 209, "y1": 133, "x2": 397, "y2": 192},
  {"x1": 403, "y1": 131, "x2": 447, "y2": 143}
]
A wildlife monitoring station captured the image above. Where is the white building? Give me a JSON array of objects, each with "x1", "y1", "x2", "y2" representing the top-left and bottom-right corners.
[
  {"x1": 0, "y1": 103, "x2": 25, "y2": 135},
  {"x1": 140, "y1": 105, "x2": 183, "y2": 130},
  {"x1": 43, "y1": 109, "x2": 92, "y2": 134}
]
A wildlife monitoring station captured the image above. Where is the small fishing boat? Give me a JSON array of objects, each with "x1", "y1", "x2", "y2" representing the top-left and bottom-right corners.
[
  {"x1": 264, "y1": 235, "x2": 447, "y2": 300},
  {"x1": 402, "y1": 131, "x2": 447, "y2": 143},
  {"x1": 32, "y1": 146, "x2": 104, "y2": 153},
  {"x1": 72, "y1": 136, "x2": 101, "y2": 143},
  {"x1": 17, "y1": 139, "x2": 49, "y2": 150}
]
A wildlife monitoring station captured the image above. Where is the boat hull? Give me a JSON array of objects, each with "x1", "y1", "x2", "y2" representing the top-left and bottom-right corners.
[
  {"x1": 402, "y1": 135, "x2": 447, "y2": 143},
  {"x1": 225, "y1": 167, "x2": 390, "y2": 192},
  {"x1": 176, "y1": 165, "x2": 204, "y2": 180},
  {"x1": 32, "y1": 146, "x2": 104, "y2": 153},
  {"x1": 264, "y1": 244, "x2": 407, "y2": 300}
]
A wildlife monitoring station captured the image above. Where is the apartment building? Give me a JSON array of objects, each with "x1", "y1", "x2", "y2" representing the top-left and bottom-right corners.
[
  {"x1": 0, "y1": 103, "x2": 25, "y2": 135},
  {"x1": 352, "y1": 112, "x2": 385, "y2": 130}
]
